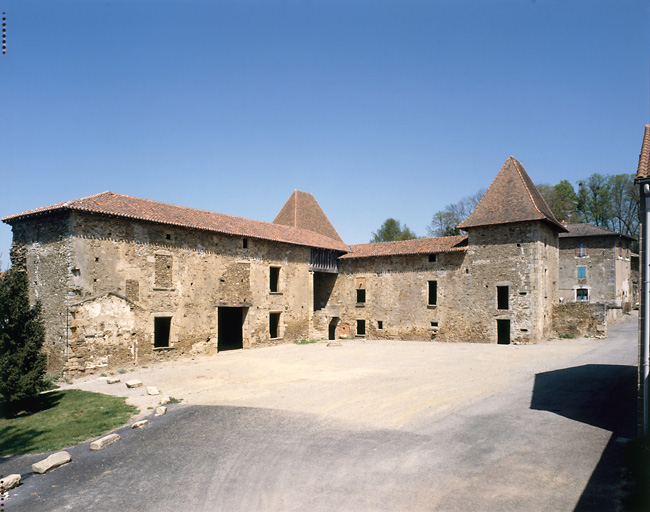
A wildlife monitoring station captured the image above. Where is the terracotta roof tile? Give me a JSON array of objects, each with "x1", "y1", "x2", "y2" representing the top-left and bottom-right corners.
[
  {"x1": 559, "y1": 223, "x2": 636, "y2": 240},
  {"x1": 340, "y1": 235, "x2": 468, "y2": 259},
  {"x1": 273, "y1": 190, "x2": 344, "y2": 242},
  {"x1": 636, "y1": 125, "x2": 650, "y2": 181},
  {"x1": 2, "y1": 192, "x2": 350, "y2": 252},
  {"x1": 457, "y1": 156, "x2": 567, "y2": 232}
]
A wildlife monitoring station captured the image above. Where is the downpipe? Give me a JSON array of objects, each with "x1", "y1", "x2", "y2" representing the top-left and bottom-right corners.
[{"x1": 643, "y1": 184, "x2": 650, "y2": 436}]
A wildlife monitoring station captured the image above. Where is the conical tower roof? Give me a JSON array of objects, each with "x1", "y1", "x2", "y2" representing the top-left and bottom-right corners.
[
  {"x1": 273, "y1": 190, "x2": 344, "y2": 243},
  {"x1": 457, "y1": 156, "x2": 567, "y2": 232}
]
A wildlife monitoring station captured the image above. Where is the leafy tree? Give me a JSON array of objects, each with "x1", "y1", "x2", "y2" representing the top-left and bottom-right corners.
[
  {"x1": 427, "y1": 189, "x2": 485, "y2": 237},
  {"x1": 370, "y1": 218, "x2": 417, "y2": 242},
  {"x1": 537, "y1": 180, "x2": 579, "y2": 223},
  {"x1": 576, "y1": 174, "x2": 610, "y2": 227},
  {"x1": 0, "y1": 260, "x2": 47, "y2": 408}
]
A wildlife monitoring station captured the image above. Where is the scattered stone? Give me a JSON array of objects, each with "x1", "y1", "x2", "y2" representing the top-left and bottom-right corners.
[
  {"x1": 125, "y1": 379, "x2": 142, "y2": 388},
  {"x1": 155, "y1": 406, "x2": 167, "y2": 416},
  {"x1": 0, "y1": 474, "x2": 20, "y2": 491},
  {"x1": 132, "y1": 420, "x2": 149, "y2": 429},
  {"x1": 160, "y1": 396, "x2": 170, "y2": 405},
  {"x1": 90, "y1": 433, "x2": 120, "y2": 450},
  {"x1": 327, "y1": 342, "x2": 342, "y2": 347},
  {"x1": 146, "y1": 386, "x2": 160, "y2": 395},
  {"x1": 106, "y1": 377, "x2": 121, "y2": 384},
  {"x1": 32, "y1": 451, "x2": 72, "y2": 474}
]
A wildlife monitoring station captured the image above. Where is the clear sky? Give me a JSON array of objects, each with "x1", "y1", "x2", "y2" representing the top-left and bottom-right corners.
[{"x1": 1, "y1": 0, "x2": 648, "y2": 269}]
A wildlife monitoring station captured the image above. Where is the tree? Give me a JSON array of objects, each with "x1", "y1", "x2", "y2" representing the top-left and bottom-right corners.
[
  {"x1": 427, "y1": 189, "x2": 486, "y2": 237},
  {"x1": 370, "y1": 218, "x2": 417, "y2": 242},
  {"x1": 537, "y1": 180, "x2": 579, "y2": 223},
  {"x1": 576, "y1": 174, "x2": 610, "y2": 227},
  {"x1": 606, "y1": 173, "x2": 638, "y2": 240},
  {"x1": 0, "y1": 262, "x2": 47, "y2": 408}
]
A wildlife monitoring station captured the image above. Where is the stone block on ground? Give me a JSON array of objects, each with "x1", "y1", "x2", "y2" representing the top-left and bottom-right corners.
[
  {"x1": 155, "y1": 406, "x2": 167, "y2": 416},
  {"x1": 327, "y1": 342, "x2": 342, "y2": 347},
  {"x1": 106, "y1": 377, "x2": 121, "y2": 384},
  {"x1": 0, "y1": 474, "x2": 20, "y2": 491},
  {"x1": 160, "y1": 396, "x2": 170, "y2": 405},
  {"x1": 132, "y1": 419, "x2": 149, "y2": 429},
  {"x1": 125, "y1": 379, "x2": 142, "y2": 388},
  {"x1": 147, "y1": 386, "x2": 160, "y2": 395},
  {"x1": 90, "y1": 433, "x2": 120, "y2": 450},
  {"x1": 32, "y1": 451, "x2": 72, "y2": 474}
]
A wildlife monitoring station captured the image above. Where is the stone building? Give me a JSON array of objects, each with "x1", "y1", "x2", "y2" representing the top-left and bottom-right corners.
[
  {"x1": 1, "y1": 156, "x2": 618, "y2": 373},
  {"x1": 558, "y1": 223, "x2": 635, "y2": 309}
]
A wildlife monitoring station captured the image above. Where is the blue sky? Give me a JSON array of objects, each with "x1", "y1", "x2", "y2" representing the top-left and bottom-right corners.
[{"x1": 1, "y1": 0, "x2": 648, "y2": 268}]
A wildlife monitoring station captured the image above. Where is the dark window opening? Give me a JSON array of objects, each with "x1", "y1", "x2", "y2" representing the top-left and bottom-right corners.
[
  {"x1": 497, "y1": 286, "x2": 509, "y2": 310},
  {"x1": 431, "y1": 322, "x2": 438, "y2": 327},
  {"x1": 356, "y1": 288, "x2": 366, "y2": 304},
  {"x1": 576, "y1": 289, "x2": 589, "y2": 302},
  {"x1": 270, "y1": 267, "x2": 280, "y2": 293},
  {"x1": 243, "y1": 238, "x2": 248, "y2": 249},
  {"x1": 314, "y1": 272, "x2": 337, "y2": 311},
  {"x1": 165, "y1": 234, "x2": 171, "y2": 240},
  {"x1": 356, "y1": 320, "x2": 366, "y2": 336},
  {"x1": 95, "y1": 257, "x2": 99, "y2": 262},
  {"x1": 576, "y1": 241, "x2": 588, "y2": 257},
  {"x1": 429, "y1": 254, "x2": 436, "y2": 263},
  {"x1": 428, "y1": 281, "x2": 437, "y2": 306},
  {"x1": 218, "y1": 307, "x2": 244, "y2": 351},
  {"x1": 377, "y1": 321, "x2": 383, "y2": 330},
  {"x1": 270, "y1": 312, "x2": 281, "y2": 339},
  {"x1": 154, "y1": 317, "x2": 171, "y2": 348},
  {"x1": 497, "y1": 319, "x2": 510, "y2": 345}
]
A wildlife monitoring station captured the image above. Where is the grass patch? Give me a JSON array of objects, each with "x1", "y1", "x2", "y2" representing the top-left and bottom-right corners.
[
  {"x1": 0, "y1": 389, "x2": 138, "y2": 456},
  {"x1": 624, "y1": 435, "x2": 650, "y2": 511},
  {"x1": 558, "y1": 333, "x2": 576, "y2": 339},
  {"x1": 294, "y1": 339, "x2": 319, "y2": 345},
  {"x1": 167, "y1": 397, "x2": 182, "y2": 404}
]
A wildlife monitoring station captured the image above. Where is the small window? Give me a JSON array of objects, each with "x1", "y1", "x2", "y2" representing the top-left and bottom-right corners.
[
  {"x1": 618, "y1": 242, "x2": 622, "y2": 258},
  {"x1": 428, "y1": 281, "x2": 437, "y2": 306},
  {"x1": 377, "y1": 320, "x2": 383, "y2": 330},
  {"x1": 165, "y1": 233, "x2": 171, "y2": 240},
  {"x1": 497, "y1": 286, "x2": 509, "y2": 310},
  {"x1": 576, "y1": 241, "x2": 588, "y2": 258},
  {"x1": 626, "y1": 247, "x2": 630, "y2": 259},
  {"x1": 431, "y1": 322, "x2": 438, "y2": 327},
  {"x1": 577, "y1": 266, "x2": 586, "y2": 279},
  {"x1": 270, "y1": 266, "x2": 280, "y2": 293},
  {"x1": 243, "y1": 238, "x2": 248, "y2": 249},
  {"x1": 429, "y1": 254, "x2": 436, "y2": 263},
  {"x1": 356, "y1": 288, "x2": 366, "y2": 304},
  {"x1": 356, "y1": 320, "x2": 366, "y2": 336},
  {"x1": 269, "y1": 312, "x2": 281, "y2": 339},
  {"x1": 576, "y1": 289, "x2": 589, "y2": 302}
]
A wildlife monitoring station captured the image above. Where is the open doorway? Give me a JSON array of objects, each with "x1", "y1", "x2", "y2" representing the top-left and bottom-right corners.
[
  {"x1": 218, "y1": 307, "x2": 245, "y2": 351},
  {"x1": 154, "y1": 317, "x2": 172, "y2": 348},
  {"x1": 328, "y1": 317, "x2": 339, "y2": 340},
  {"x1": 497, "y1": 319, "x2": 511, "y2": 345}
]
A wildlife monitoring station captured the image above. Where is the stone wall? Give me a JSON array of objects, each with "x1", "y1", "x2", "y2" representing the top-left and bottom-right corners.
[{"x1": 552, "y1": 302, "x2": 607, "y2": 338}]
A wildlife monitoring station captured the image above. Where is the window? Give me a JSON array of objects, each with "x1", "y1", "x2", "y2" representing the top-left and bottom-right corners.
[
  {"x1": 576, "y1": 241, "x2": 588, "y2": 258},
  {"x1": 269, "y1": 312, "x2": 281, "y2": 339},
  {"x1": 576, "y1": 289, "x2": 589, "y2": 302},
  {"x1": 618, "y1": 242, "x2": 622, "y2": 258},
  {"x1": 429, "y1": 254, "x2": 436, "y2": 263},
  {"x1": 577, "y1": 266, "x2": 586, "y2": 279},
  {"x1": 626, "y1": 247, "x2": 630, "y2": 259},
  {"x1": 269, "y1": 266, "x2": 280, "y2": 293},
  {"x1": 356, "y1": 320, "x2": 366, "y2": 336},
  {"x1": 243, "y1": 238, "x2": 248, "y2": 249},
  {"x1": 428, "y1": 281, "x2": 437, "y2": 306},
  {"x1": 497, "y1": 286, "x2": 509, "y2": 310},
  {"x1": 356, "y1": 288, "x2": 366, "y2": 304},
  {"x1": 377, "y1": 320, "x2": 383, "y2": 330}
]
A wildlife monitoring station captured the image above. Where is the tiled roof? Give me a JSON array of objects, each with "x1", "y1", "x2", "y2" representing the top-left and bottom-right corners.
[
  {"x1": 636, "y1": 125, "x2": 650, "y2": 181},
  {"x1": 559, "y1": 223, "x2": 636, "y2": 240},
  {"x1": 273, "y1": 190, "x2": 344, "y2": 243},
  {"x1": 2, "y1": 192, "x2": 350, "y2": 252},
  {"x1": 457, "y1": 156, "x2": 567, "y2": 232},
  {"x1": 340, "y1": 235, "x2": 468, "y2": 259}
]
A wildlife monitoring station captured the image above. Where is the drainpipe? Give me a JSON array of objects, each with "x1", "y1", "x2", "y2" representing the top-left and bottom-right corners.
[{"x1": 642, "y1": 185, "x2": 650, "y2": 434}]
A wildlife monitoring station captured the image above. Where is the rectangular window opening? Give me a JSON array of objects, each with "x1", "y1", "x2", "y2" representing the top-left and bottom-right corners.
[
  {"x1": 576, "y1": 289, "x2": 589, "y2": 302},
  {"x1": 356, "y1": 320, "x2": 366, "y2": 336},
  {"x1": 270, "y1": 266, "x2": 280, "y2": 293},
  {"x1": 377, "y1": 320, "x2": 383, "y2": 330},
  {"x1": 429, "y1": 254, "x2": 436, "y2": 263},
  {"x1": 269, "y1": 312, "x2": 281, "y2": 339},
  {"x1": 577, "y1": 266, "x2": 586, "y2": 279},
  {"x1": 243, "y1": 238, "x2": 248, "y2": 249},
  {"x1": 356, "y1": 288, "x2": 366, "y2": 304},
  {"x1": 428, "y1": 281, "x2": 437, "y2": 306},
  {"x1": 576, "y1": 241, "x2": 588, "y2": 258},
  {"x1": 497, "y1": 286, "x2": 509, "y2": 310}
]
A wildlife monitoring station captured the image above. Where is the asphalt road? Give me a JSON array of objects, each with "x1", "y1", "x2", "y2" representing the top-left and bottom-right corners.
[{"x1": 0, "y1": 316, "x2": 638, "y2": 511}]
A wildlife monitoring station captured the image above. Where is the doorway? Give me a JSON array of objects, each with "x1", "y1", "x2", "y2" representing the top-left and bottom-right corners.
[
  {"x1": 328, "y1": 317, "x2": 339, "y2": 340},
  {"x1": 497, "y1": 319, "x2": 511, "y2": 345},
  {"x1": 154, "y1": 317, "x2": 171, "y2": 348},
  {"x1": 218, "y1": 307, "x2": 245, "y2": 351}
]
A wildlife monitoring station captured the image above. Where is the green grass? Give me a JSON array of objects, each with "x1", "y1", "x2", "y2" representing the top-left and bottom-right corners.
[
  {"x1": 294, "y1": 339, "x2": 319, "y2": 345},
  {"x1": 558, "y1": 333, "x2": 577, "y2": 339},
  {"x1": 0, "y1": 389, "x2": 138, "y2": 456}
]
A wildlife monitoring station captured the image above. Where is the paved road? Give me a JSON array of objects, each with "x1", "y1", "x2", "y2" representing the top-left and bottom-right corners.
[{"x1": 1, "y1": 316, "x2": 638, "y2": 511}]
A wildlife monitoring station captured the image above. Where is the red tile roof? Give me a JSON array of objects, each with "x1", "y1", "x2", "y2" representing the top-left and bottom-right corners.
[
  {"x1": 340, "y1": 235, "x2": 468, "y2": 259},
  {"x1": 273, "y1": 190, "x2": 344, "y2": 242},
  {"x1": 457, "y1": 156, "x2": 567, "y2": 232},
  {"x1": 2, "y1": 191, "x2": 350, "y2": 252},
  {"x1": 636, "y1": 125, "x2": 650, "y2": 180}
]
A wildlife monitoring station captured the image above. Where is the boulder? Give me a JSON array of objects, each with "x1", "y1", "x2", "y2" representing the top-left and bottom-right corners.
[
  {"x1": 155, "y1": 406, "x2": 167, "y2": 416},
  {"x1": 132, "y1": 420, "x2": 149, "y2": 429},
  {"x1": 90, "y1": 433, "x2": 120, "y2": 450},
  {"x1": 32, "y1": 451, "x2": 72, "y2": 474},
  {"x1": 0, "y1": 474, "x2": 20, "y2": 491},
  {"x1": 146, "y1": 386, "x2": 160, "y2": 395},
  {"x1": 106, "y1": 377, "x2": 121, "y2": 384},
  {"x1": 125, "y1": 380, "x2": 142, "y2": 388}
]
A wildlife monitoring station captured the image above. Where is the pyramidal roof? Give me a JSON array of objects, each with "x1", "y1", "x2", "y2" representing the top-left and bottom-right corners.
[
  {"x1": 457, "y1": 156, "x2": 567, "y2": 232},
  {"x1": 273, "y1": 190, "x2": 344, "y2": 243},
  {"x1": 636, "y1": 124, "x2": 650, "y2": 181}
]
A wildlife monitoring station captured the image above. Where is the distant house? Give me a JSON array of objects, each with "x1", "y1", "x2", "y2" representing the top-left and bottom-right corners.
[{"x1": 558, "y1": 223, "x2": 635, "y2": 309}]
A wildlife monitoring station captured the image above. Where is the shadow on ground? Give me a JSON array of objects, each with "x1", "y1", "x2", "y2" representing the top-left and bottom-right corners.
[{"x1": 531, "y1": 364, "x2": 637, "y2": 511}]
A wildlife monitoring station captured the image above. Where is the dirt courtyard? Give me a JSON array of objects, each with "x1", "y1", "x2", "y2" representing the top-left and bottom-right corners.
[{"x1": 61, "y1": 330, "x2": 625, "y2": 432}]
